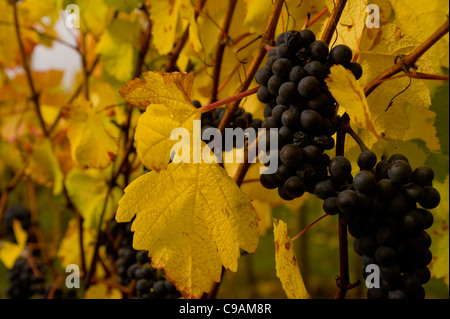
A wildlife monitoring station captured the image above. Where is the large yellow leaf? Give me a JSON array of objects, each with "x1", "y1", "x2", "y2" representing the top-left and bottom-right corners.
[
  {"x1": 120, "y1": 71, "x2": 199, "y2": 171},
  {"x1": 357, "y1": 24, "x2": 438, "y2": 151},
  {"x1": 273, "y1": 218, "x2": 309, "y2": 299},
  {"x1": 63, "y1": 97, "x2": 118, "y2": 169},
  {"x1": 116, "y1": 162, "x2": 261, "y2": 298}
]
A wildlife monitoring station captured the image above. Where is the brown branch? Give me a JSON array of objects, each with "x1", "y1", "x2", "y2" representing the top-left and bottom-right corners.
[
  {"x1": 209, "y1": 0, "x2": 238, "y2": 103},
  {"x1": 364, "y1": 17, "x2": 449, "y2": 96},
  {"x1": 292, "y1": 213, "x2": 328, "y2": 241},
  {"x1": 164, "y1": 0, "x2": 207, "y2": 72},
  {"x1": 367, "y1": 72, "x2": 449, "y2": 88},
  {"x1": 198, "y1": 86, "x2": 260, "y2": 113},
  {"x1": 321, "y1": 0, "x2": 347, "y2": 45},
  {"x1": 12, "y1": 3, "x2": 48, "y2": 137}
]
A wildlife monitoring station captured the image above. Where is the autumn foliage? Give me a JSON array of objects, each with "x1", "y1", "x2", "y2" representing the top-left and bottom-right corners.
[{"x1": 0, "y1": 0, "x2": 448, "y2": 300}]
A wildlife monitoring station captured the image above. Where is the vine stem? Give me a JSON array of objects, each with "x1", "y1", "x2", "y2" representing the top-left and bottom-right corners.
[
  {"x1": 318, "y1": 0, "x2": 357, "y2": 299},
  {"x1": 209, "y1": 0, "x2": 238, "y2": 103},
  {"x1": 321, "y1": 0, "x2": 347, "y2": 44},
  {"x1": 12, "y1": 3, "x2": 48, "y2": 137},
  {"x1": 198, "y1": 86, "x2": 260, "y2": 113},
  {"x1": 292, "y1": 213, "x2": 328, "y2": 241},
  {"x1": 334, "y1": 114, "x2": 356, "y2": 299},
  {"x1": 367, "y1": 72, "x2": 449, "y2": 87}
]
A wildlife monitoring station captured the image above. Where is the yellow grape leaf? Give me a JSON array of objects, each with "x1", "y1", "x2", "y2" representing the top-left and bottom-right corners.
[
  {"x1": 116, "y1": 162, "x2": 261, "y2": 298},
  {"x1": 428, "y1": 175, "x2": 449, "y2": 286},
  {"x1": 120, "y1": 71, "x2": 198, "y2": 171},
  {"x1": 64, "y1": 97, "x2": 118, "y2": 169},
  {"x1": 150, "y1": 0, "x2": 181, "y2": 55},
  {"x1": 357, "y1": 24, "x2": 437, "y2": 149},
  {"x1": 273, "y1": 218, "x2": 309, "y2": 299},
  {"x1": 84, "y1": 283, "x2": 122, "y2": 299},
  {"x1": 119, "y1": 71, "x2": 194, "y2": 109},
  {"x1": 0, "y1": 220, "x2": 28, "y2": 269},
  {"x1": 65, "y1": 167, "x2": 123, "y2": 230},
  {"x1": 24, "y1": 138, "x2": 64, "y2": 195},
  {"x1": 96, "y1": 18, "x2": 140, "y2": 82}
]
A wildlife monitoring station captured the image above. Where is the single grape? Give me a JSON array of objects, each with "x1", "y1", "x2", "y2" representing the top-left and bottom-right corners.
[
  {"x1": 353, "y1": 170, "x2": 377, "y2": 194},
  {"x1": 388, "y1": 160, "x2": 413, "y2": 185},
  {"x1": 418, "y1": 186, "x2": 440, "y2": 209},
  {"x1": 298, "y1": 76, "x2": 321, "y2": 99},
  {"x1": 329, "y1": 156, "x2": 352, "y2": 181},
  {"x1": 272, "y1": 58, "x2": 292, "y2": 78},
  {"x1": 280, "y1": 144, "x2": 302, "y2": 167},
  {"x1": 357, "y1": 150, "x2": 377, "y2": 170},
  {"x1": 308, "y1": 40, "x2": 329, "y2": 63},
  {"x1": 347, "y1": 62, "x2": 363, "y2": 80},
  {"x1": 284, "y1": 176, "x2": 306, "y2": 198},
  {"x1": 337, "y1": 189, "x2": 358, "y2": 213},
  {"x1": 300, "y1": 109, "x2": 323, "y2": 133},
  {"x1": 255, "y1": 65, "x2": 272, "y2": 86},
  {"x1": 289, "y1": 65, "x2": 308, "y2": 83},
  {"x1": 329, "y1": 44, "x2": 353, "y2": 66},
  {"x1": 413, "y1": 166, "x2": 434, "y2": 186}
]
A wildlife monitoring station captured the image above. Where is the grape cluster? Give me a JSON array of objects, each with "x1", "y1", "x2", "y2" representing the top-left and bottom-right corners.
[
  {"x1": 106, "y1": 219, "x2": 181, "y2": 299},
  {"x1": 7, "y1": 255, "x2": 77, "y2": 299},
  {"x1": 256, "y1": 29, "x2": 362, "y2": 200},
  {"x1": 318, "y1": 151, "x2": 440, "y2": 299},
  {"x1": 7, "y1": 256, "x2": 47, "y2": 299},
  {"x1": 193, "y1": 100, "x2": 262, "y2": 151}
]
